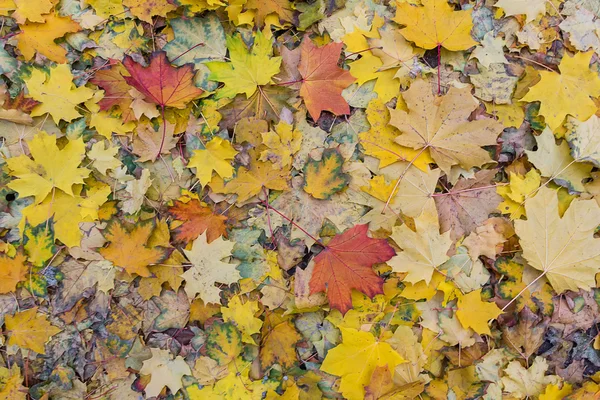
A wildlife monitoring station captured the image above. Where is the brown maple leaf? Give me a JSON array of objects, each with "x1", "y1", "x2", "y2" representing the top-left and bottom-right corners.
[
  {"x1": 90, "y1": 60, "x2": 135, "y2": 122},
  {"x1": 297, "y1": 37, "x2": 356, "y2": 121},
  {"x1": 168, "y1": 199, "x2": 227, "y2": 244},
  {"x1": 309, "y1": 224, "x2": 395, "y2": 314},
  {"x1": 434, "y1": 169, "x2": 502, "y2": 240}
]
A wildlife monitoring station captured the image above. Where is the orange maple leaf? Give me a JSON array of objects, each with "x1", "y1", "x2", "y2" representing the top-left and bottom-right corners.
[
  {"x1": 309, "y1": 224, "x2": 395, "y2": 314},
  {"x1": 298, "y1": 37, "x2": 356, "y2": 121},
  {"x1": 168, "y1": 199, "x2": 227, "y2": 244},
  {"x1": 122, "y1": 51, "x2": 203, "y2": 109},
  {"x1": 99, "y1": 220, "x2": 170, "y2": 277}
]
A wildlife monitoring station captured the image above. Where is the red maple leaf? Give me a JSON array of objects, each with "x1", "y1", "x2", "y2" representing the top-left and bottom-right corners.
[
  {"x1": 309, "y1": 224, "x2": 395, "y2": 314},
  {"x1": 297, "y1": 37, "x2": 356, "y2": 121},
  {"x1": 122, "y1": 51, "x2": 203, "y2": 110},
  {"x1": 168, "y1": 199, "x2": 227, "y2": 244},
  {"x1": 90, "y1": 60, "x2": 135, "y2": 122}
]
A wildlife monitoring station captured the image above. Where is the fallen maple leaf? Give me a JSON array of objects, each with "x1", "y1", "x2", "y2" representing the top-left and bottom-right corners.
[
  {"x1": 309, "y1": 224, "x2": 395, "y2": 314},
  {"x1": 297, "y1": 37, "x2": 356, "y2": 121},
  {"x1": 521, "y1": 51, "x2": 600, "y2": 131},
  {"x1": 389, "y1": 79, "x2": 503, "y2": 174},
  {"x1": 17, "y1": 13, "x2": 80, "y2": 63},
  {"x1": 169, "y1": 199, "x2": 227, "y2": 244},
  {"x1": 7, "y1": 131, "x2": 89, "y2": 204},
  {"x1": 321, "y1": 327, "x2": 405, "y2": 400},
  {"x1": 24, "y1": 64, "x2": 95, "y2": 124},
  {"x1": 303, "y1": 148, "x2": 350, "y2": 200},
  {"x1": 0, "y1": 251, "x2": 27, "y2": 294},
  {"x1": 139, "y1": 348, "x2": 191, "y2": 398},
  {"x1": 99, "y1": 220, "x2": 170, "y2": 277},
  {"x1": 123, "y1": 51, "x2": 203, "y2": 109},
  {"x1": 90, "y1": 61, "x2": 135, "y2": 122},
  {"x1": 394, "y1": 0, "x2": 477, "y2": 51},
  {"x1": 514, "y1": 187, "x2": 600, "y2": 295},
  {"x1": 5, "y1": 308, "x2": 61, "y2": 354}
]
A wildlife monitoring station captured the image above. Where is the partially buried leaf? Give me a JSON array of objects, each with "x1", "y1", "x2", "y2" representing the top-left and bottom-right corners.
[
  {"x1": 501, "y1": 357, "x2": 560, "y2": 399},
  {"x1": 139, "y1": 348, "x2": 191, "y2": 398},
  {"x1": 24, "y1": 65, "x2": 94, "y2": 124},
  {"x1": 455, "y1": 289, "x2": 503, "y2": 336},
  {"x1": 168, "y1": 198, "x2": 227, "y2": 244},
  {"x1": 260, "y1": 314, "x2": 301, "y2": 370},
  {"x1": 434, "y1": 169, "x2": 502, "y2": 241},
  {"x1": 17, "y1": 14, "x2": 80, "y2": 63},
  {"x1": 99, "y1": 220, "x2": 170, "y2": 277},
  {"x1": 222, "y1": 295, "x2": 262, "y2": 344},
  {"x1": 223, "y1": 157, "x2": 289, "y2": 203},
  {"x1": 320, "y1": 327, "x2": 405, "y2": 400},
  {"x1": 163, "y1": 14, "x2": 226, "y2": 68},
  {"x1": 5, "y1": 307, "x2": 61, "y2": 354},
  {"x1": 205, "y1": 322, "x2": 243, "y2": 366},
  {"x1": 181, "y1": 232, "x2": 240, "y2": 304},
  {"x1": 309, "y1": 224, "x2": 395, "y2": 314},
  {"x1": 388, "y1": 206, "x2": 452, "y2": 285},
  {"x1": 132, "y1": 121, "x2": 178, "y2": 162},
  {"x1": 303, "y1": 148, "x2": 350, "y2": 200},
  {"x1": 0, "y1": 251, "x2": 27, "y2": 294},
  {"x1": 187, "y1": 136, "x2": 237, "y2": 187},
  {"x1": 526, "y1": 127, "x2": 591, "y2": 192},
  {"x1": 521, "y1": 51, "x2": 600, "y2": 130},
  {"x1": 7, "y1": 131, "x2": 89, "y2": 204},
  {"x1": 298, "y1": 37, "x2": 356, "y2": 121},
  {"x1": 394, "y1": 0, "x2": 477, "y2": 51}
]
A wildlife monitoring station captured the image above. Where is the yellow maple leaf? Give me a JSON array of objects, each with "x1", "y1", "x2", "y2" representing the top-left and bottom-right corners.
[
  {"x1": 20, "y1": 184, "x2": 111, "y2": 248},
  {"x1": 0, "y1": 365, "x2": 26, "y2": 400},
  {"x1": 0, "y1": 252, "x2": 27, "y2": 294},
  {"x1": 358, "y1": 99, "x2": 433, "y2": 170},
  {"x1": 303, "y1": 148, "x2": 350, "y2": 200},
  {"x1": 89, "y1": 111, "x2": 135, "y2": 139},
  {"x1": 221, "y1": 295, "x2": 263, "y2": 344},
  {"x1": 206, "y1": 31, "x2": 281, "y2": 99},
  {"x1": 388, "y1": 206, "x2": 452, "y2": 284},
  {"x1": 516, "y1": 187, "x2": 600, "y2": 294},
  {"x1": 87, "y1": 141, "x2": 122, "y2": 176},
  {"x1": 389, "y1": 79, "x2": 503, "y2": 174},
  {"x1": 24, "y1": 64, "x2": 94, "y2": 123},
  {"x1": 5, "y1": 308, "x2": 61, "y2": 354},
  {"x1": 320, "y1": 327, "x2": 405, "y2": 400},
  {"x1": 17, "y1": 13, "x2": 80, "y2": 63},
  {"x1": 521, "y1": 51, "x2": 600, "y2": 130},
  {"x1": 123, "y1": 0, "x2": 177, "y2": 23},
  {"x1": 455, "y1": 289, "x2": 503, "y2": 336},
  {"x1": 224, "y1": 158, "x2": 289, "y2": 203},
  {"x1": 259, "y1": 122, "x2": 302, "y2": 169},
  {"x1": 394, "y1": 0, "x2": 477, "y2": 51},
  {"x1": 188, "y1": 137, "x2": 238, "y2": 187},
  {"x1": 7, "y1": 131, "x2": 90, "y2": 204},
  {"x1": 497, "y1": 169, "x2": 541, "y2": 218},
  {"x1": 526, "y1": 127, "x2": 591, "y2": 193},
  {"x1": 99, "y1": 220, "x2": 169, "y2": 277},
  {"x1": 11, "y1": 0, "x2": 53, "y2": 24}
]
